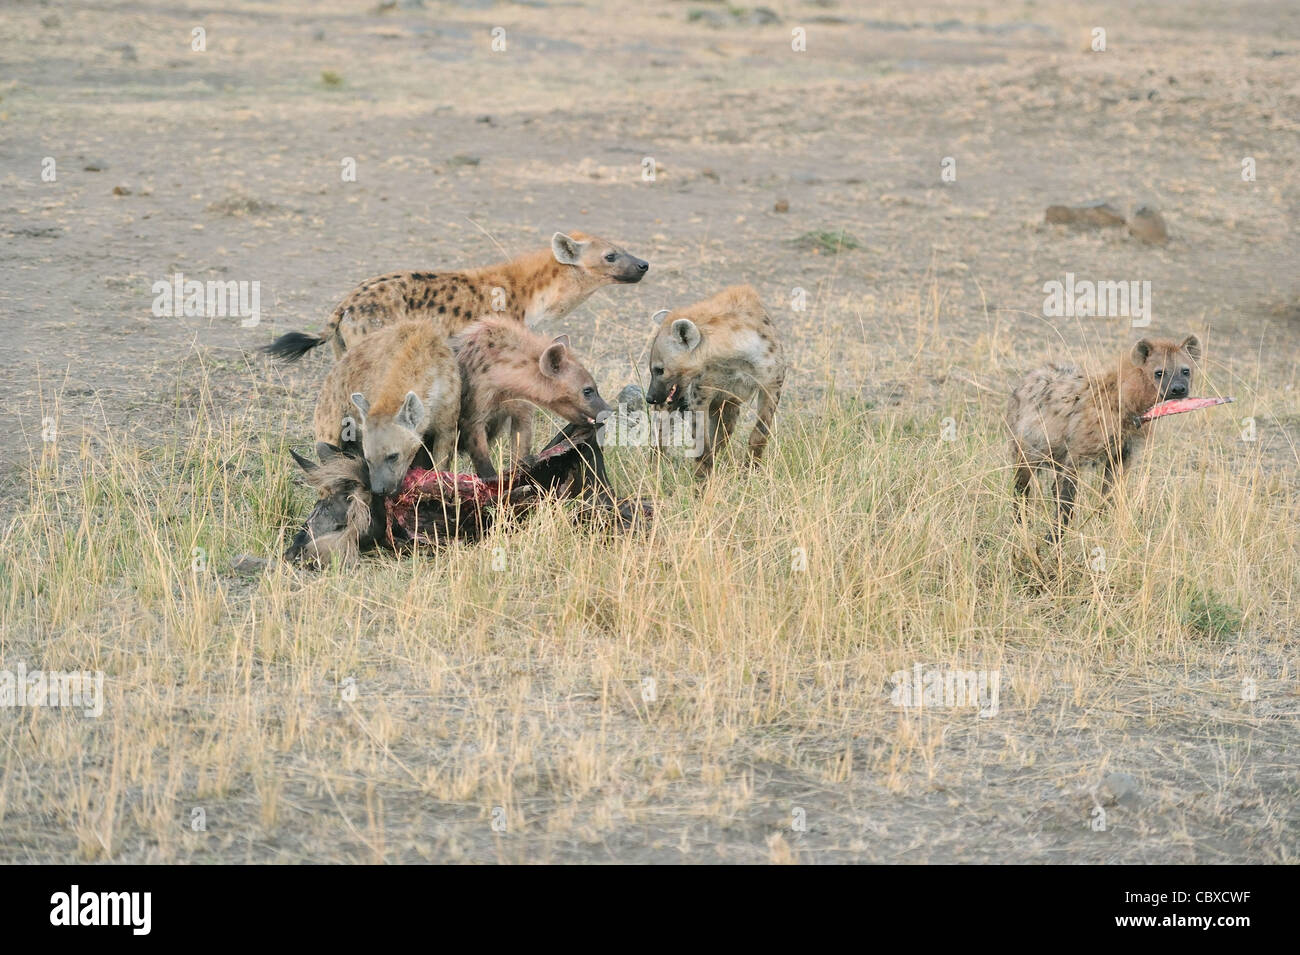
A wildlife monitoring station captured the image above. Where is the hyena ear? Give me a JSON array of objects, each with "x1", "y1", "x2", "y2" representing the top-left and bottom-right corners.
[
  {"x1": 397, "y1": 391, "x2": 424, "y2": 431},
  {"x1": 650, "y1": 308, "x2": 671, "y2": 324},
  {"x1": 539, "y1": 341, "x2": 567, "y2": 378},
  {"x1": 551, "y1": 232, "x2": 587, "y2": 266},
  {"x1": 1181, "y1": 334, "x2": 1202, "y2": 362},
  {"x1": 672, "y1": 318, "x2": 702, "y2": 352},
  {"x1": 350, "y1": 392, "x2": 370, "y2": 420},
  {"x1": 552, "y1": 334, "x2": 571, "y2": 349},
  {"x1": 1130, "y1": 339, "x2": 1152, "y2": 366}
]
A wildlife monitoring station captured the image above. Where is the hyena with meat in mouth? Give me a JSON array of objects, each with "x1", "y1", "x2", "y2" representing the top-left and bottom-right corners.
[{"x1": 1007, "y1": 335, "x2": 1202, "y2": 537}]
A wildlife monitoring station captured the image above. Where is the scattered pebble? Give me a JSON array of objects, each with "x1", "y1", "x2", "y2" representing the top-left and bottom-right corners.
[
  {"x1": 1129, "y1": 206, "x2": 1169, "y2": 244},
  {"x1": 617, "y1": 384, "x2": 645, "y2": 410},
  {"x1": 1096, "y1": 772, "x2": 1141, "y2": 807},
  {"x1": 774, "y1": 198, "x2": 790, "y2": 213}
]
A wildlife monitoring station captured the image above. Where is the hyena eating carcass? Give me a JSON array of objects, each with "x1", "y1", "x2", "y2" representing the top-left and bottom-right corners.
[
  {"x1": 645, "y1": 286, "x2": 786, "y2": 477},
  {"x1": 452, "y1": 317, "x2": 611, "y2": 479},
  {"x1": 1007, "y1": 335, "x2": 1201, "y2": 537},
  {"x1": 313, "y1": 320, "x2": 461, "y2": 495}
]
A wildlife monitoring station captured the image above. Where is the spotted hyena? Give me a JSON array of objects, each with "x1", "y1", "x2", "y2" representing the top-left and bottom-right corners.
[
  {"x1": 645, "y1": 285, "x2": 786, "y2": 477},
  {"x1": 262, "y1": 231, "x2": 648, "y2": 362},
  {"x1": 313, "y1": 320, "x2": 461, "y2": 495},
  {"x1": 452, "y1": 317, "x2": 610, "y2": 479},
  {"x1": 1007, "y1": 335, "x2": 1201, "y2": 536}
]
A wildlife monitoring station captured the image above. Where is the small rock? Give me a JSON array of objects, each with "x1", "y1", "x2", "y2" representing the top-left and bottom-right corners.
[
  {"x1": 83, "y1": 160, "x2": 108, "y2": 172},
  {"x1": 111, "y1": 43, "x2": 138, "y2": 62},
  {"x1": 1096, "y1": 772, "x2": 1140, "y2": 807},
  {"x1": 312, "y1": 29, "x2": 326, "y2": 42},
  {"x1": 1129, "y1": 206, "x2": 1168, "y2": 244},
  {"x1": 230, "y1": 554, "x2": 269, "y2": 576},
  {"x1": 449, "y1": 154, "x2": 481, "y2": 167},
  {"x1": 700, "y1": 167, "x2": 719, "y2": 182},
  {"x1": 773, "y1": 198, "x2": 790, "y2": 213},
  {"x1": 41, "y1": 14, "x2": 60, "y2": 28},
  {"x1": 112, "y1": 185, "x2": 131, "y2": 196},
  {"x1": 477, "y1": 114, "x2": 494, "y2": 124},
  {"x1": 616, "y1": 384, "x2": 645, "y2": 411},
  {"x1": 743, "y1": 7, "x2": 781, "y2": 25},
  {"x1": 1044, "y1": 200, "x2": 1126, "y2": 229}
]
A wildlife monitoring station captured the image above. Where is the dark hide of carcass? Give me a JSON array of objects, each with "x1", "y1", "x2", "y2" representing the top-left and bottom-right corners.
[{"x1": 284, "y1": 424, "x2": 651, "y2": 565}]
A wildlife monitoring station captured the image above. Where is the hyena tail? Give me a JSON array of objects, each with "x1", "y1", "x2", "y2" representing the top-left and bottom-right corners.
[{"x1": 261, "y1": 331, "x2": 328, "y2": 363}]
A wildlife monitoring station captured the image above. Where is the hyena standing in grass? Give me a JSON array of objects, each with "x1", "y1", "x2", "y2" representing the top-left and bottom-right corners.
[
  {"x1": 645, "y1": 285, "x2": 786, "y2": 477},
  {"x1": 1007, "y1": 335, "x2": 1201, "y2": 537},
  {"x1": 313, "y1": 321, "x2": 461, "y2": 495},
  {"x1": 453, "y1": 317, "x2": 611, "y2": 479},
  {"x1": 262, "y1": 231, "x2": 649, "y2": 362}
]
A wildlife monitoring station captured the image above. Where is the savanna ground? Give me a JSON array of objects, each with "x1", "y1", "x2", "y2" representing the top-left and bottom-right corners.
[{"x1": 0, "y1": 0, "x2": 1297, "y2": 863}]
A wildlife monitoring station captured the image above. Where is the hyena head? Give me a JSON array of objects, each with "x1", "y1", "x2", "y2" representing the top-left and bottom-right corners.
[
  {"x1": 551, "y1": 231, "x2": 649, "y2": 286},
  {"x1": 284, "y1": 444, "x2": 377, "y2": 566},
  {"x1": 1131, "y1": 335, "x2": 1200, "y2": 402},
  {"x1": 351, "y1": 390, "x2": 425, "y2": 495},
  {"x1": 646, "y1": 313, "x2": 703, "y2": 411},
  {"x1": 534, "y1": 335, "x2": 612, "y2": 425}
]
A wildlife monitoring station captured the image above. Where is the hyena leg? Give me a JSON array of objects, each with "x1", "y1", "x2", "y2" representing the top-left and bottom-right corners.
[
  {"x1": 502, "y1": 400, "x2": 533, "y2": 466},
  {"x1": 693, "y1": 402, "x2": 723, "y2": 479},
  {"x1": 429, "y1": 427, "x2": 456, "y2": 471},
  {"x1": 715, "y1": 398, "x2": 741, "y2": 457},
  {"x1": 1012, "y1": 461, "x2": 1034, "y2": 524},
  {"x1": 748, "y1": 374, "x2": 784, "y2": 464},
  {"x1": 1049, "y1": 467, "x2": 1078, "y2": 541},
  {"x1": 466, "y1": 426, "x2": 496, "y2": 479},
  {"x1": 1099, "y1": 443, "x2": 1131, "y2": 502}
]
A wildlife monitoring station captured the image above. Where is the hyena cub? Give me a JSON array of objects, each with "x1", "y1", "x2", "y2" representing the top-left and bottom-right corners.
[
  {"x1": 452, "y1": 317, "x2": 610, "y2": 479},
  {"x1": 1007, "y1": 335, "x2": 1201, "y2": 535},
  {"x1": 645, "y1": 286, "x2": 786, "y2": 476},
  {"x1": 313, "y1": 320, "x2": 461, "y2": 495},
  {"x1": 263, "y1": 231, "x2": 649, "y2": 361}
]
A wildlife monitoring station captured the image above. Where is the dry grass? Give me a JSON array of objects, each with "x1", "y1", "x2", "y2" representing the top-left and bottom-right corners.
[{"x1": 2, "y1": 321, "x2": 1295, "y2": 863}]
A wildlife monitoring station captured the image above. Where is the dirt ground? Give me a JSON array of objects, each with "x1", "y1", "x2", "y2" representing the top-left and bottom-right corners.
[{"x1": 1, "y1": 0, "x2": 1297, "y2": 863}]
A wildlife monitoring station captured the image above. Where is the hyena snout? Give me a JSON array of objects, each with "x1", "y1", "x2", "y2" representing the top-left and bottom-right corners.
[
  {"x1": 614, "y1": 254, "x2": 649, "y2": 283},
  {"x1": 366, "y1": 454, "x2": 410, "y2": 496},
  {"x1": 580, "y1": 388, "x2": 612, "y2": 424},
  {"x1": 1158, "y1": 368, "x2": 1192, "y2": 401}
]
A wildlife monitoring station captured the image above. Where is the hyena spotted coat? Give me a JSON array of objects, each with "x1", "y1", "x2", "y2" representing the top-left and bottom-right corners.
[
  {"x1": 313, "y1": 320, "x2": 461, "y2": 495},
  {"x1": 1007, "y1": 335, "x2": 1201, "y2": 534},
  {"x1": 263, "y1": 232, "x2": 649, "y2": 362},
  {"x1": 452, "y1": 317, "x2": 610, "y2": 479},
  {"x1": 645, "y1": 285, "x2": 786, "y2": 476}
]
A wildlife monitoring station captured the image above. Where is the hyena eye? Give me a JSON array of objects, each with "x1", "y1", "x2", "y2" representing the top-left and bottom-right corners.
[
  {"x1": 652, "y1": 365, "x2": 663, "y2": 376},
  {"x1": 1153, "y1": 369, "x2": 1163, "y2": 379},
  {"x1": 582, "y1": 386, "x2": 595, "y2": 398},
  {"x1": 386, "y1": 452, "x2": 399, "y2": 463},
  {"x1": 1181, "y1": 367, "x2": 1190, "y2": 376},
  {"x1": 604, "y1": 252, "x2": 617, "y2": 263}
]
